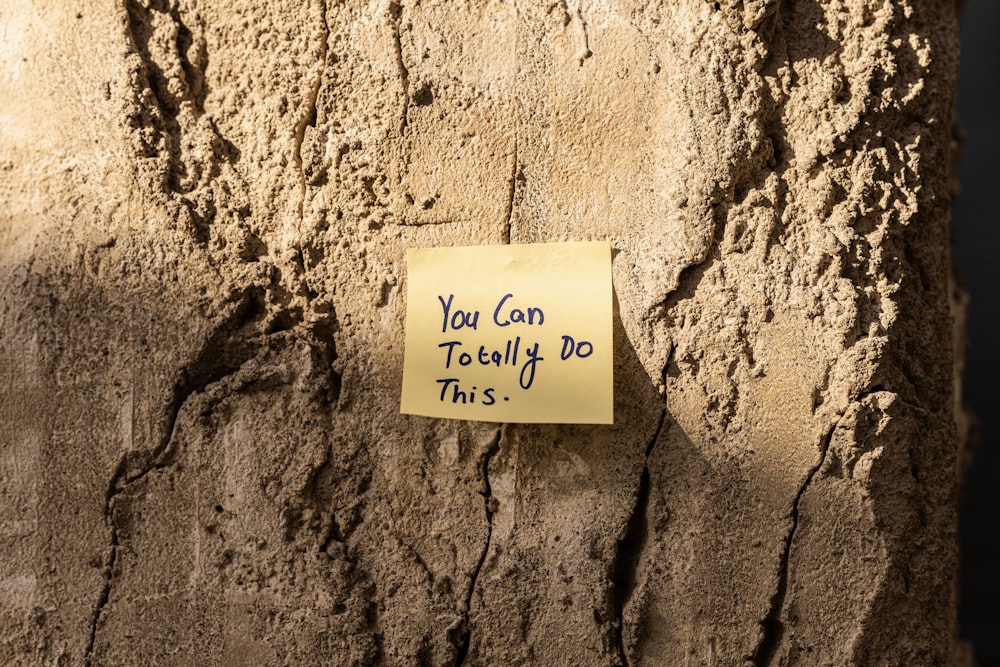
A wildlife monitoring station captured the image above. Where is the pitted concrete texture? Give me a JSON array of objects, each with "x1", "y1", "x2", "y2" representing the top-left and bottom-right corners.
[{"x1": 0, "y1": 0, "x2": 966, "y2": 665}]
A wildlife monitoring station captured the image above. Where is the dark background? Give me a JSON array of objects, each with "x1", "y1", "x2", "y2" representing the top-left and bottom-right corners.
[{"x1": 955, "y1": 0, "x2": 1000, "y2": 663}]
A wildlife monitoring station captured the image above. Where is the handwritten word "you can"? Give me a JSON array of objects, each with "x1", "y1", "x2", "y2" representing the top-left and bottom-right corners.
[{"x1": 438, "y1": 294, "x2": 545, "y2": 333}]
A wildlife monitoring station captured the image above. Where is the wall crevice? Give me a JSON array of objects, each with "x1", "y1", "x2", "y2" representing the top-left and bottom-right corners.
[
  {"x1": 611, "y1": 406, "x2": 667, "y2": 667},
  {"x1": 454, "y1": 425, "x2": 503, "y2": 666},
  {"x1": 751, "y1": 388, "x2": 880, "y2": 666},
  {"x1": 389, "y1": 0, "x2": 411, "y2": 135},
  {"x1": 503, "y1": 134, "x2": 518, "y2": 244}
]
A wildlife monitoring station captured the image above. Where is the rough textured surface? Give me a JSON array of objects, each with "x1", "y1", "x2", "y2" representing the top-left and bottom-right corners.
[{"x1": 0, "y1": 0, "x2": 964, "y2": 665}]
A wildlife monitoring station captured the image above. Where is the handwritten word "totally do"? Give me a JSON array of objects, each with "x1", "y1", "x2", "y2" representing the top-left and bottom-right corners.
[{"x1": 438, "y1": 293, "x2": 544, "y2": 333}]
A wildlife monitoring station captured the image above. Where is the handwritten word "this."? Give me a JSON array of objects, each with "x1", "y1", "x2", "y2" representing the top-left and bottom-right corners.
[{"x1": 438, "y1": 293, "x2": 544, "y2": 333}]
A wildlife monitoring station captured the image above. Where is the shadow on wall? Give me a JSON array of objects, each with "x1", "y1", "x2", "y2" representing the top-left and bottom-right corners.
[{"x1": 955, "y1": 1, "x2": 1000, "y2": 665}]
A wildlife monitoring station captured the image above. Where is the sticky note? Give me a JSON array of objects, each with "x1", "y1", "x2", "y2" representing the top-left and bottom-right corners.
[{"x1": 401, "y1": 241, "x2": 613, "y2": 424}]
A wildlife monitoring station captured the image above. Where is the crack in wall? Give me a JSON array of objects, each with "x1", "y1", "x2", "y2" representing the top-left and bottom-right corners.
[
  {"x1": 611, "y1": 362, "x2": 670, "y2": 667},
  {"x1": 574, "y1": 4, "x2": 592, "y2": 65},
  {"x1": 750, "y1": 394, "x2": 872, "y2": 667},
  {"x1": 83, "y1": 511, "x2": 118, "y2": 666},
  {"x1": 454, "y1": 425, "x2": 502, "y2": 666},
  {"x1": 389, "y1": 1, "x2": 411, "y2": 135},
  {"x1": 293, "y1": 0, "x2": 329, "y2": 222},
  {"x1": 657, "y1": 199, "x2": 728, "y2": 316},
  {"x1": 85, "y1": 379, "x2": 189, "y2": 667},
  {"x1": 85, "y1": 290, "x2": 265, "y2": 665},
  {"x1": 451, "y1": 82, "x2": 519, "y2": 662},
  {"x1": 503, "y1": 134, "x2": 518, "y2": 244},
  {"x1": 123, "y1": 0, "x2": 238, "y2": 244},
  {"x1": 293, "y1": 0, "x2": 330, "y2": 296}
]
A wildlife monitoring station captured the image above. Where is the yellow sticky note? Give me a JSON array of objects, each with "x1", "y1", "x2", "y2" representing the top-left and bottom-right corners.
[{"x1": 401, "y1": 241, "x2": 613, "y2": 424}]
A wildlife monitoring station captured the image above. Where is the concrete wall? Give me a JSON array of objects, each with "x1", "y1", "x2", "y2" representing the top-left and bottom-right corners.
[{"x1": 0, "y1": 1, "x2": 964, "y2": 665}]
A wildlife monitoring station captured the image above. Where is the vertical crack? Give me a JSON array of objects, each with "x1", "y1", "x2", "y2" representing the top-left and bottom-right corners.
[
  {"x1": 85, "y1": 291, "x2": 263, "y2": 665},
  {"x1": 293, "y1": 0, "x2": 329, "y2": 217},
  {"x1": 84, "y1": 507, "x2": 119, "y2": 666},
  {"x1": 389, "y1": 1, "x2": 410, "y2": 135},
  {"x1": 85, "y1": 394, "x2": 188, "y2": 666},
  {"x1": 574, "y1": 5, "x2": 593, "y2": 65},
  {"x1": 503, "y1": 134, "x2": 518, "y2": 245},
  {"x1": 292, "y1": 0, "x2": 329, "y2": 294},
  {"x1": 454, "y1": 425, "x2": 502, "y2": 666},
  {"x1": 751, "y1": 420, "x2": 837, "y2": 667},
  {"x1": 611, "y1": 407, "x2": 667, "y2": 667}
]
